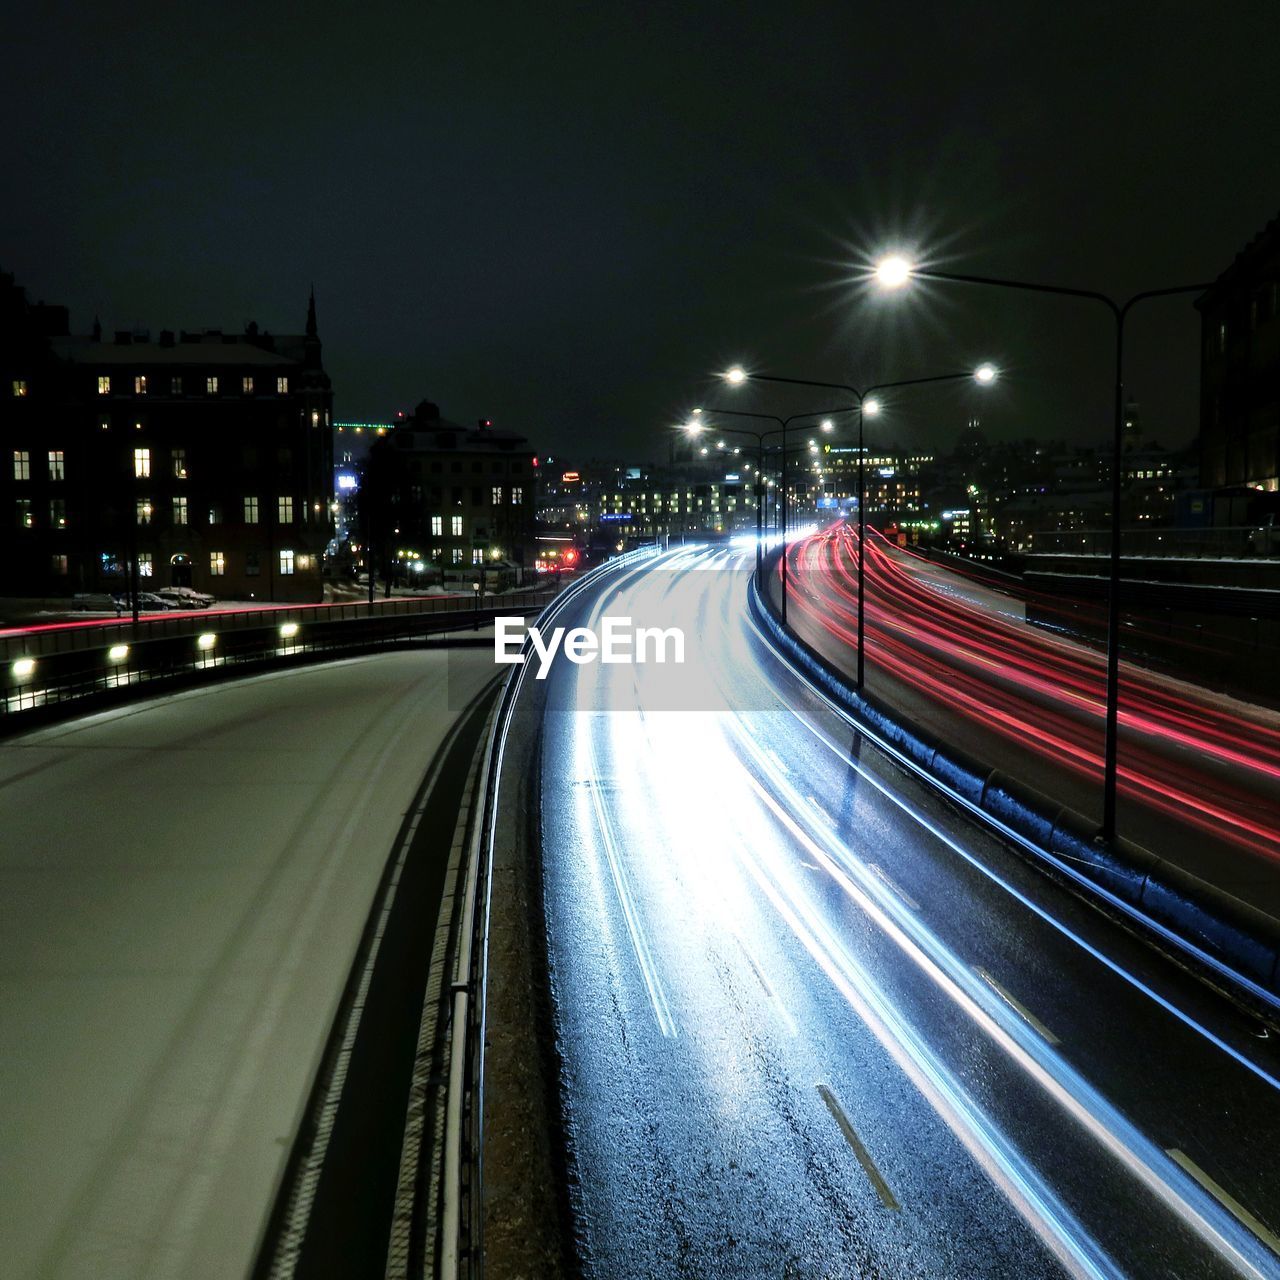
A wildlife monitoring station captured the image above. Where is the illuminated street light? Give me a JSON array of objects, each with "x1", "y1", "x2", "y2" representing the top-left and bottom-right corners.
[
  {"x1": 870, "y1": 249, "x2": 1211, "y2": 843},
  {"x1": 874, "y1": 254, "x2": 914, "y2": 288},
  {"x1": 863, "y1": 397, "x2": 882, "y2": 417},
  {"x1": 821, "y1": 419, "x2": 834, "y2": 432},
  {"x1": 196, "y1": 633, "x2": 217, "y2": 651},
  {"x1": 12, "y1": 657, "x2": 35, "y2": 679},
  {"x1": 975, "y1": 363, "x2": 998, "y2": 384},
  {"x1": 724, "y1": 366, "x2": 748, "y2": 385},
  {"x1": 107, "y1": 644, "x2": 130, "y2": 662},
  {"x1": 683, "y1": 420, "x2": 704, "y2": 435}
]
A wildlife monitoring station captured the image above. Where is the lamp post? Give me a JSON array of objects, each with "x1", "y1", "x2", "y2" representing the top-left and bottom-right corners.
[
  {"x1": 683, "y1": 407, "x2": 851, "y2": 618},
  {"x1": 722, "y1": 364, "x2": 997, "y2": 687},
  {"x1": 873, "y1": 255, "x2": 1210, "y2": 843}
]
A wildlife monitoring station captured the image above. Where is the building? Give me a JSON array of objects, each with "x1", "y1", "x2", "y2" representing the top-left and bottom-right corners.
[
  {"x1": 357, "y1": 400, "x2": 535, "y2": 584},
  {"x1": 1, "y1": 272, "x2": 333, "y2": 601},
  {"x1": 1196, "y1": 212, "x2": 1280, "y2": 493}
]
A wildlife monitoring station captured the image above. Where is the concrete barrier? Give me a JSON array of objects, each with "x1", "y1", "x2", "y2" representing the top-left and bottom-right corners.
[{"x1": 747, "y1": 570, "x2": 1280, "y2": 1003}]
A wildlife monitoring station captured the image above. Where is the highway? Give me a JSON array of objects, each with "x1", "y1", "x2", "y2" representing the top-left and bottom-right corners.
[
  {"x1": 522, "y1": 545, "x2": 1280, "y2": 1278},
  {"x1": 782, "y1": 525, "x2": 1280, "y2": 912},
  {"x1": 0, "y1": 649, "x2": 495, "y2": 1280}
]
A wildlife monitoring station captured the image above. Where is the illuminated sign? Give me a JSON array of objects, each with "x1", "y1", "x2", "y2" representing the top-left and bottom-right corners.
[
  {"x1": 561, "y1": 471, "x2": 581, "y2": 483},
  {"x1": 600, "y1": 512, "x2": 632, "y2": 522},
  {"x1": 336, "y1": 473, "x2": 357, "y2": 491}
]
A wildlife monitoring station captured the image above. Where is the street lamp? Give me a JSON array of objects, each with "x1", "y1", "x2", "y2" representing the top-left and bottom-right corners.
[
  {"x1": 686, "y1": 406, "x2": 853, "y2": 614},
  {"x1": 724, "y1": 363, "x2": 997, "y2": 686},
  {"x1": 872, "y1": 252, "x2": 1210, "y2": 843}
]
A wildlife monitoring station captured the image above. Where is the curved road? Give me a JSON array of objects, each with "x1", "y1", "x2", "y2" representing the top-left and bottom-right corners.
[
  {"x1": 0, "y1": 650, "x2": 494, "y2": 1280},
  {"x1": 525, "y1": 546, "x2": 1280, "y2": 1278}
]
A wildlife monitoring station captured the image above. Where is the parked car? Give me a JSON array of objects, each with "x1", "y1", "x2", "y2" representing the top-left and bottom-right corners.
[
  {"x1": 112, "y1": 592, "x2": 178, "y2": 613},
  {"x1": 154, "y1": 586, "x2": 216, "y2": 609},
  {"x1": 1246, "y1": 514, "x2": 1280, "y2": 556}
]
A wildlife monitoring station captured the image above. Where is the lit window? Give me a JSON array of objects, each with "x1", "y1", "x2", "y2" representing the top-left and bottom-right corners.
[
  {"x1": 13, "y1": 450, "x2": 30, "y2": 481},
  {"x1": 48, "y1": 450, "x2": 64, "y2": 481},
  {"x1": 208, "y1": 504, "x2": 222, "y2": 525},
  {"x1": 472, "y1": 549, "x2": 484, "y2": 565},
  {"x1": 98, "y1": 375, "x2": 111, "y2": 395},
  {"x1": 173, "y1": 496, "x2": 188, "y2": 525},
  {"x1": 99, "y1": 416, "x2": 110, "y2": 432},
  {"x1": 134, "y1": 375, "x2": 147, "y2": 395},
  {"x1": 206, "y1": 376, "x2": 219, "y2": 395},
  {"x1": 138, "y1": 552, "x2": 153, "y2": 578},
  {"x1": 136, "y1": 499, "x2": 153, "y2": 525},
  {"x1": 242, "y1": 375, "x2": 254, "y2": 394},
  {"x1": 210, "y1": 551, "x2": 225, "y2": 576},
  {"x1": 431, "y1": 514, "x2": 442, "y2": 536},
  {"x1": 279, "y1": 549, "x2": 295, "y2": 575},
  {"x1": 244, "y1": 496, "x2": 259, "y2": 524},
  {"x1": 491, "y1": 486, "x2": 503, "y2": 504},
  {"x1": 511, "y1": 486, "x2": 523, "y2": 504},
  {"x1": 12, "y1": 379, "x2": 28, "y2": 397},
  {"x1": 133, "y1": 447, "x2": 150, "y2": 478},
  {"x1": 49, "y1": 498, "x2": 67, "y2": 528},
  {"x1": 171, "y1": 376, "x2": 183, "y2": 395},
  {"x1": 172, "y1": 448, "x2": 186, "y2": 478},
  {"x1": 51, "y1": 553, "x2": 68, "y2": 575},
  {"x1": 16, "y1": 498, "x2": 33, "y2": 528},
  {"x1": 451, "y1": 548, "x2": 463, "y2": 564},
  {"x1": 278, "y1": 495, "x2": 293, "y2": 524},
  {"x1": 277, "y1": 376, "x2": 288, "y2": 394},
  {"x1": 451, "y1": 515, "x2": 463, "y2": 536}
]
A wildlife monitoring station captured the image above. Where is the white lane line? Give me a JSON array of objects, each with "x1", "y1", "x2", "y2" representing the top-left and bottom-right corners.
[
  {"x1": 816, "y1": 1083, "x2": 900, "y2": 1211},
  {"x1": 733, "y1": 935, "x2": 798, "y2": 1037},
  {"x1": 868, "y1": 862, "x2": 920, "y2": 912},
  {"x1": 975, "y1": 968, "x2": 1061, "y2": 1046},
  {"x1": 1167, "y1": 1150, "x2": 1280, "y2": 1260}
]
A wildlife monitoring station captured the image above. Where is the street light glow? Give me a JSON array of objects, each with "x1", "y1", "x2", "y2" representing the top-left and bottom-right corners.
[
  {"x1": 683, "y1": 421, "x2": 704, "y2": 435},
  {"x1": 864, "y1": 397, "x2": 882, "y2": 417},
  {"x1": 975, "y1": 363, "x2": 998, "y2": 384},
  {"x1": 724, "y1": 366, "x2": 747, "y2": 385},
  {"x1": 874, "y1": 255, "x2": 914, "y2": 288},
  {"x1": 107, "y1": 644, "x2": 130, "y2": 662},
  {"x1": 821, "y1": 419, "x2": 834, "y2": 432},
  {"x1": 12, "y1": 657, "x2": 35, "y2": 678}
]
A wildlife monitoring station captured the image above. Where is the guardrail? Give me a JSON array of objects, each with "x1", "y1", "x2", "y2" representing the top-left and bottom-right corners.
[
  {"x1": 0, "y1": 587, "x2": 558, "y2": 729},
  {"x1": 1028, "y1": 526, "x2": 1275, "y2": 559},
  {"x1": 441, "y1": 542, "x2": 662, "y2": 1279}
]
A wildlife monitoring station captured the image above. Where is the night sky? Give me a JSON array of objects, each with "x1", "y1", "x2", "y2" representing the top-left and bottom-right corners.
[{"x1": 6, "y1": 1, "x2": 1279, "y2": 460}]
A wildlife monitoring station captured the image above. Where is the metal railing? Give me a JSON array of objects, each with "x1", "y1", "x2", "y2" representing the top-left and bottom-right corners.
[
  {"x1": 0, "y1": 586, "x2": 559, "y2": 726},
  {"x1": 1028, "y1": 526, "x2": 1274, "y2": 559}
]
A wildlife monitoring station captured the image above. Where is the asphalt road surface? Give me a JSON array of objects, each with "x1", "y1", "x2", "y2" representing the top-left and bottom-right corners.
[
  {"x1": 0, "y1": 649, "x2": 494, "y2": 1280},
  {"x1": 527, "y1": 544, "x2": 1280, "y2": 1279}
]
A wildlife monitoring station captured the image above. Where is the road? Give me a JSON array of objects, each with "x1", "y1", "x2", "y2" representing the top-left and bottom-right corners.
[
  {"x1": 0, "y1": 649, "x2": 494, "y2": 1280},
  {"x1": 781, "y1": 525, "x2": 1280, "y2": 913},
  {"x1": 522, "y1": 545, "x2": 1280, "y2": 1278}
]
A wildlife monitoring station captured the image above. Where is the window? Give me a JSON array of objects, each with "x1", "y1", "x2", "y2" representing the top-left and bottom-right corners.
[
  {"x1": 472, "y1": 549, "x2": 484, "y2": 566},
  {"x1": 138, "y1": 552, "x2": 153, "y2": 578},
  {"x1": 134, "y1": 375, "x2": 147, "y2": 395},
  {"x1": 245, "y1": 551, "x2": 260, "y2": 577},
  {"x1": 430, "y1": 514, "x2": 442, "y2": 536},
  {"x1": 49, "y1": 498, "x2": 66, "y2": 528},
  {"x1": 51, "y1": 554, "x2": 68, "y2": 575},
  {"x1": 210, "y1": 551, "x2": 225, "y2": 576},
  {"x1": 15, "y1": 498, "x2": 32, "y2": 528},
  {"x1": 208, "y1": 504, "x2": 223, "y2": 525},
  {"x1": 451, "y1": 548, "x2": 463, "y2": 564},
  {"x1": 134, "y1": 447, "x2": 150, "y2": 478},
  {"x1": 171, "y1": 376, "x2": 183, "y2": 395},
  {"x1": 451, "y1": 515, "x2": 463, "y2": 536},
  {"x1": 172, "y1": 448, "x2": 187, "y2": 479},
  {"x1": 12, "y1": 379, "x2": 28, "y2": 397},
  {"x1": 279, "y1": 549, "x2": 295, "y2": 575},
  {"x1": 242, "y1": 375, "x2": 254, "y2": 394},
  {"x1": 99, "y1": 415, "x2": 111, "y2": 432},
  {"x1": 48, "y1": 450, "x2": 64, "y2": 481},
  {"x1": 136, "y1": 499, "x2": 153, "y2": 525},
  {"x1": 1219, "y1": 323, "x2": 1227, "y2": 354},
  {"x1": 13, "y1": 450, "x2": 30, "y2": 481},
  {"x1": 511, "y1": 486, "x2": 523, "y2": 504},
  {"x1": 173, "y1": 496, "x2": 188, "y2": 525},
  {"x1": 97, "y1": 375, "x2": 111, "y2": 395},
  {"x1": 244, "y1": 496, "x2": 260, "y2": 524},
  {"x1": 206, "y1": 376, "x2": 219, "y2": 395},
  {"x1": 276, "y1": 376, "x2": 288, "y2": 394},
  {"x1": 491, "y1": 486, "x2": 503, "y2": 504},
  {"x1": 278, "y1": 495, "x2": 293, "y2": 524}
]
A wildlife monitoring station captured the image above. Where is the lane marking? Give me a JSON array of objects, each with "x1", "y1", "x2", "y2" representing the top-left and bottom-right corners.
[
  {"x1": 975, "y1": 968, "x2": 1061, "y2": 1046},
  {"x1": 1167, "y1": 1150, "x2": 1280, "y2": 1260},
  {"x1": 816, "y1": 1083, "x2": 900, "y2": 1212},
  {"x1": 868, "y1": 862, "x2": 920, "y2": 912}
]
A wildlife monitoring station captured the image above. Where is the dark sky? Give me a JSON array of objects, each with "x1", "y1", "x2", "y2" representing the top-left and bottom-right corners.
[{"x1": 5, "y1": 1, "x2": 1279, "y2": 460}]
